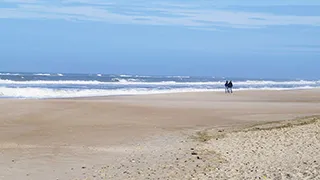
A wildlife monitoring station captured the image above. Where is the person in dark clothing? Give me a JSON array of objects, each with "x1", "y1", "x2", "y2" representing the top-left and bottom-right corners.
[
  {"x1": 228, "y1": 81, "x2": 233, "y2": 93},
  {"x1": 225, "y1": 81, "x2": 229, "y2": 93}
]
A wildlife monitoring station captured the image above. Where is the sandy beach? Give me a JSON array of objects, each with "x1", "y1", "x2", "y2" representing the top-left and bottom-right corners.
[{"x1": 0, "y1": 89, "x2": 319, "y2": 180}]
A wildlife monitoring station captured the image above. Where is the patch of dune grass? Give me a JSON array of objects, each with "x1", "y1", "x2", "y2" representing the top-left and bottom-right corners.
[
  {"x1": 191, "y1": 116, "x2": 319, "y2": 143},
  {"x1": 191, "y1": 131, "x2": 213, "y2": 142},
  {"x1": 242, "y1": 116, "x2": 320, "y2": 132},
  {"x1": 191, "y1": 131, "x2": 226, "y2": 142}
]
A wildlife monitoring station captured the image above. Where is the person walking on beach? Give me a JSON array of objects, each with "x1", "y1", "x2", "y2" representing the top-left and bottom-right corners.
[
  {"x1": 228, "y1": 81, "x2": 233, "y2": 93},
  {"x1": 225, "y1": 81, "x2": 229, "y2": 93}
]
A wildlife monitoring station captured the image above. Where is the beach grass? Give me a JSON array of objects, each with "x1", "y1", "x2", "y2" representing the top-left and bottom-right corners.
[
  {"x1": 241, "y1": 115, "x2": 320, "y2": 132},
  {"x1": 192, "y1": 115, "x2": 320, "y2": 144}
]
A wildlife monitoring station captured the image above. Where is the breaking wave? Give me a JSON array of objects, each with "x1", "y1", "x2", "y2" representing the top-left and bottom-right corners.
[
  {"x1": 33, "y1": 73, "x2": 51, "y2": 76},
  {"x1": 0, "y1": 74, "x2": 319, "y2": 99},
  {"x1": 0, "y1": 73, "x2": 21, "y2": 76},
  {"x1": 0, "y1": 79, "x2": 319, "y2": 86},
  {"x1": 0, "y1": 86, "x2": 316, "y2": 99},
  {"x1": 0, "y1": 87, "x2": 214, "y2": 99}
]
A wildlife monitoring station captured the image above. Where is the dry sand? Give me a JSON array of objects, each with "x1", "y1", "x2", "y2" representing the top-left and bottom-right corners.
[
  {"x1": 0, "y1": 89, "x2": 319, "y2": 180},
  {"x1": 77, "y1": 116, "x2": 320, "y2": 180},
  {"x1": 201, "y1": 116, "x2": 320, "y2": 180}
]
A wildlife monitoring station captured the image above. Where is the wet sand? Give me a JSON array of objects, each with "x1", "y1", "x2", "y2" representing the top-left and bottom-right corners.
[{"x1": 0, "y1": 89, "x2": 319, "y2": 180}]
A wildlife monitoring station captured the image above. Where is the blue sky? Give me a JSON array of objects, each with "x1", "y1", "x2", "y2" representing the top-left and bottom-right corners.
[{"x1": 0, "y1": 0, "x2": 320, "y2": 79}]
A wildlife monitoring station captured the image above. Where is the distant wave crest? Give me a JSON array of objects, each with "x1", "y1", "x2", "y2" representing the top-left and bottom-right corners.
[
  {"x1": 0, "y1": 79, "x2": 319, "y2": 86},
  {"x1": 0, "y1": 73, "x2": 21, "y2": 76},
  {"x1": 33, "y1": 73, "x2": 51, "y2": 76}
]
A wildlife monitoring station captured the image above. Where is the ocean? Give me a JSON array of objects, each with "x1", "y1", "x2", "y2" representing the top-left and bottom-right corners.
[{"x1": 0, "y1": 72, "x2": 319, "y2": 99}]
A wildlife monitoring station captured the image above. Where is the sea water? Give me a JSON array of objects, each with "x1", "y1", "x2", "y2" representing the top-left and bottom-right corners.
[{"x1": 0, "y1": 72, "x2": 319, "y2": 99}]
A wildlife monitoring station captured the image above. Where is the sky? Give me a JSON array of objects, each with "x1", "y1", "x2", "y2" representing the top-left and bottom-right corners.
[{"x1": 0, "y1": 0, "x2": 320, "y2": 79}]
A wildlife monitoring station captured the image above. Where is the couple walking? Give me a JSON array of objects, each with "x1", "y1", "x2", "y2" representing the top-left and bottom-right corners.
[{"x1": 225, "y1": 80, "x2": 233, "y2": 93}]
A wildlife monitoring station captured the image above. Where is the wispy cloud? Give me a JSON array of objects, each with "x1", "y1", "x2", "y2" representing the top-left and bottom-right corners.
[
  {"x1": 1, "y1": 0, "x2": 39, "y2": 3},
  {"x1": 1, "y1": 0, "x2": 320, "y2": 29}
]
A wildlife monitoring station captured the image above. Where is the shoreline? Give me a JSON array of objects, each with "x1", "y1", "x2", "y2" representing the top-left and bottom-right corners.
[
  {"x1": 0, "y1": 90, "x2": 319, "y2": 179},
  {"x1": 1, "y1": 87, "x2": 320, "y2": 100}
]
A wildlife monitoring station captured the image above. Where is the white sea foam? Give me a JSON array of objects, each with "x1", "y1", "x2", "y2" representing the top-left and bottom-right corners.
[
  {"x1": 238, "y1": 80, "x2": 318, "y2": 85},
  {"x1": 33, "y1": 73, "x2": 51, "y2": 76},
  {"x1": 0, "y1": 79, "x2": 105, "y2": 85},
  {"x1": 0, "y1": 73, "x2": 21, "y2": 76},
  {"x1": 119, "y1": 74, "x2": 133, "y2": 77},
  {"x1": 134, "y1": 75, "x2": 151, "y2": 78},
  {"x1": 236, "y1": 86, "x2": 315, "y2": 91},
  {"x1": 0, "y1": 87, "x2": 215, "y2": 99},
  {"x1": 97, "y1": 74, "x2": 102, "y2": 77},
  {"x1": 112, "y1": 78, "x2": 144, "y2": 83},
  {"x1": 0, "y1": 79, "x2": 318, "y2": 86},
  {"x1": 0, "y1": 86, "x2": 316, "y2": 99},
  {"x1": 57, "y1": 73, "x2": 64, "y2": 76},
  {"x1": 166, "y1": 76, "x2": 190, "y2": 78}
]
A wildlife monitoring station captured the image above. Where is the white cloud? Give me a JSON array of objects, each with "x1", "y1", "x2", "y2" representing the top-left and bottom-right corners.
[
  {"x1": 1, "y1": 0, "x2": 40, "y2": 4},
  {"x1": 1, "y1": 0, "x2": 320, "y2": 29}
]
